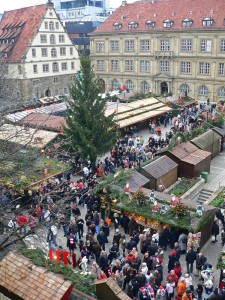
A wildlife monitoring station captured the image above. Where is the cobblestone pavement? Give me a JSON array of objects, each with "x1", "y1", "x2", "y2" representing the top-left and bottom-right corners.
[{"x1": 25, "y1": 122, "x2": 225, "y2": 292}]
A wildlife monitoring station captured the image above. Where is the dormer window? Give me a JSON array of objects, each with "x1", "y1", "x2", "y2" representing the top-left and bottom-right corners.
[
  {"x1": 202, "y1": 17, "x2": 213, "y2": 27},
  {"x1": 163, "y1": 19, "x2": 174, "y2": 28},
  {"x1": 145, "y1": 20, "x2": 155, "y2": 29},
  {"x1": 182, "y1": 18, "x2": 193, "y2": 27},
  {"x1": 128, "y1": 21, "x2": 138, "y2": 29},
  {"x1": 113, "y1": 22, "x2": 122, "y2": 30}
]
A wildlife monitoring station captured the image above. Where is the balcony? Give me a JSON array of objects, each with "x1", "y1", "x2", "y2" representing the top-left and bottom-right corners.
[{"x1": 154, "y1": 51, "x2": 174, "y2": 59}]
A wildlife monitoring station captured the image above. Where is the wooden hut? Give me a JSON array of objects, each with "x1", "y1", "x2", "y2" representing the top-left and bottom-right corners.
[
  {"x1": 165, "y1": 142, "x2": 211, "y2": 178},
  {"x1": 126, "y1": 170, "x2": 150, "y2": 192},
  {"x1": 191, "y1": 129, "x2": 221, "y2": 158},
  {"x1": 94, "y1": 278, "x2": 131, "y2": 300},
  {"x1": 212, "y1": 127, "x2": 225, "y2": 152},
  {"x1": 139, "y1": 156, "x2": 178, "y2": 191}
]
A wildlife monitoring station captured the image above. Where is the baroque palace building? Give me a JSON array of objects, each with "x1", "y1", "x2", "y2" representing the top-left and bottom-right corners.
[{"x1": 90, "y1": 0, "x2": 225, "y2": 101}]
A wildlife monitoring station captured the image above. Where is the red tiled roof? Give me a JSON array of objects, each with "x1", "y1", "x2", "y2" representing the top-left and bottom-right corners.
[
  {"x1": 0, "y1": 4, "x2": 47, "y2": 61},
  {"x1": 0, "y1": 252, "x2": 73, "y2": 300},
  {"x1": 94, "y1": 0, "x2": 225, "y2": 34}
]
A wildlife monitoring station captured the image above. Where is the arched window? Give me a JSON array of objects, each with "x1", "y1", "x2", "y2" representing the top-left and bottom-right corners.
[
  {"x1": 141, "y1": 81, "x2": 149, "y2": 93},
  {"x1": 180, "y1": 83, "x2": 190, "y2": 93},
  {"x1": 126, "y1": 79, "x2": 134, "y2": 90},
  {"x1": 51, "y1": 48, "x2": 57, "y2": 57},
  {"x1": 128, "y1": 21, "x2": 138, "y2": 29},
  {"x1": 202, "y1": 17, "x2": 213, "y2": 27},
  {"x1": 163, "y1": 19, "x2": 174, "y2": 28},
  {"x1": 217, "y1": 87, "x2": 225, "y2": 98},
  {"x1": 145, "y1": 20, "x2": 155, "y2": 29},
  {"x1": 52, "y1": 62, "x2": 58, "y2": 72},
  {"x1": 50, "y1": 34, "x2": 55, "y2": 44},
  {"x1": 55, "y1": 22, "x2": 59, "y2": 29},
  {"x1": 182, "y1": 18, "x2": 193, "y2": 27},
  {"x1": 113, "y1": 22, "x2": 122, "y2": 30},
  {"x1": 198, "y1": 85, "x2": 208, "y2": 96},
  {"x1": 112, "y1": 79, "x2": 119, "y2": 90},
  {"x1": 49, "y1": 21, "x2": 54, "y2": 30}
]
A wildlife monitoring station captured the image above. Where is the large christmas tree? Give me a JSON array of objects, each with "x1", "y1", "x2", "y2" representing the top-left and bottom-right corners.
[{"x1": 63, "y1": 56, "x2": 117, "y2": 164}]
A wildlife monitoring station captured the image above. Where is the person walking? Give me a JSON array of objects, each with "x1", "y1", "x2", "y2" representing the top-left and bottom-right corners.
[
  {"x1": 76, "y1": 216, "x2": 84, "y2": 239},
  {"x1": 97, "y1": 228, "x2": 106, "y2": 251},
  {"x1": 186, "y1": 246, "x2": 197, "y2": 274},
  {"x1": 211, "y1": 220, "x2": 219, "y2": 242},
  {"x1": 50, "y1": 223, "x2": 58, "y2": 247}
]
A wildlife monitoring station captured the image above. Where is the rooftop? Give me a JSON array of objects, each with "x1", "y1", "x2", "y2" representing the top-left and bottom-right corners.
[{"x1": 142, "y1": 155, "x2": 178, "y2": 178}]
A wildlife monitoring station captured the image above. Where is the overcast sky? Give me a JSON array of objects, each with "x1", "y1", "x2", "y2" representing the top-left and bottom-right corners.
[{"x1": 0, "y1": 0, "x2": 136, "y2": 13}]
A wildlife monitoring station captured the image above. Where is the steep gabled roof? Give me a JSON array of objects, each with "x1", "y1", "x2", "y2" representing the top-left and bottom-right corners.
[
  {"x1": 93, "y1": 0, "x2": 225, "y2": 34},
  {"x1": 191, "y1": 129, "x2": 221, "y2": 150},
  {"x1": 0, "y1": 4, "x2": 47, "y2": 61}
]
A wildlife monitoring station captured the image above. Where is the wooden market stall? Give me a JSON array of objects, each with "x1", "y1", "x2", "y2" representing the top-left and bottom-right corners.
[
  {"x1": 139, "y1": 156, "x2": 178, "y2": 191},
  {"x1": 190, "y1": 129, "x2": 221, "y2": 159},
  {"x1": 115, "y1": 188, "x2": 216, "y2": 248},
  {"x1": 164, "y1": 141, "x2": 211, "y2": 178}
]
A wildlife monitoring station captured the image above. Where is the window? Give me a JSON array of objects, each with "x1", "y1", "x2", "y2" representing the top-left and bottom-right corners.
[
  {"x1": 128, "y1": 21, "x2": 138, "y2": 29},
  {"x1": 44, "y1": 21, "x2": 48, "y2": 29},
  {"x1": 33, "y1": 64, "x2": 38, "y2": 74},
  {"x1": 54, "y1": 89, "x2": 59, "y2": 95},
  {"x1": 126, "y1": 79, "x2": 134, "y2": 90},
  {"x1": 59, "y1": 35, "x2": 65, "y2": 43},
  {"x1": 50, "y1": 34, "x2": 56, "y2": 44},
  {"x1": 96, "y1": 42, "x2": 105, "y2": 52},
  {"x1": 140, "y1": 40, "x2": 150, "y2": 52},
  {"x1": 220, "y1": 40, "x2": 225, "y2": 52},
  {"x1": 61, "y1": 62, "x2": 67, "y2": 70},
  {"x1": 140, "y1": 60, "x2": 150, "y2": 72},
  {"x1": 125, "y1": 40, "x2": 135, "y2": 52},
  {"x1": 145, "y1": 20, "x2": 155, "y2": 29},
  {"x1": 32, "y1": 49, "x2": 36, "y2": 57},
  {"x1": 40, "y1": 34, "x2": 47, "y2": 43},
  {"x1": 160, "y1": 40, "x2": 170, "y2": 51},
  {"x1": 70, "y1": 47, "x2": 73, "y2": 55},
  {"x1": 64, "y1": 87, "x2": 68, "y2": 94},
  {"x1": 53, "y1": 77, "x2": 58, "y2": 83},
  {"x1": 113, "y1": 22, "x2": 122, "y2": 30},
  {"x1": 198, "y1": 85, "x2": 208, "y2": 96},
  {"x1": 18, "y1": 65, "x2": 22, "y2": 75},
  {"x1": 41, "y1": 48, "x2": 48, "y2": 57},
  {"x1": 110, "y1": 41, "x2": 119, "y2": 52},
  {"x1": 182, "y1": 18, "x2": 193, "y2": 27},
  {"x1": 52, "y1": 62, "x2": 59, "y2": 72},
  {"x1": 125, "y1": 60, "x2": 134, "y2": 71},
  {"x1": 42, "y1": 64, "x2": 49, "y2": 72},
  {"x1": 202, "y1": 17, "x2": 213, "y2": 27},
  {"x1": 51, "y1": 48, "x2": 57, "y2": 57},
  {"x1": 96, "y1": 60, "x2": 105, "y2": 70},
  {"x1": 200, "y1": 40, "x2": 212, "y2": 52},
  {"x1": 163, "y1": 19, "x2": 173, "y2": 28},
  {"x1": 160, "y1": 61, "x2": 170, "y2": 73},
  {"x1": 49, "y1": 21, "x2": 54, "y2": 30},
  {"x1": 217, "y1": 87, "x2": 225, "y2": 98},
  {"x1": 141, "y1": 81, "x2": 149, "y2": 93},
  {"x1": 180, "y1": 84, "x2": 190, "y2": 94},
  {"x1": 219, "y1": 63, "x2": 225, "y2": 76},
  {"x1": 181, "y1": 39, "x2": 192, "y2": 52},
  {"x1": 111, "y1": 60, "x2": 119, "y2": 71},
  {"x1": 71, "y1": 62, "x2": 75, "y2": 70},
  {"x1": 55, "y1": 22, "x2": 59, "y2": 29},
  {"x1": 180, "y1": 62, "x2": 191, "y2": 73},
  {"x1": 60, "y1": 47, "x2": 66, "y2": 56},
  {"x1": 199, "y1": 62, "x2": 210, "y2": 74},
  {"x1": 112, "y1": 79, "x2": 119, "y2": 89}
]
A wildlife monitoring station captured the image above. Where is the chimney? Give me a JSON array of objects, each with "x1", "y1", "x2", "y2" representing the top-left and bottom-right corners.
[{"x1": 122, "y1": 0, "x2": 127, "y2": 6}]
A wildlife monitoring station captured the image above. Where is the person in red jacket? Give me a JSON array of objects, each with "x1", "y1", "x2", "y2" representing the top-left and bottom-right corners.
[
  {"x1": 98, "y1": 270, "x2": 107, "y2": 280},
  {"x1": 174, "y1": 261, "x2": 182, "y2": 278},
  {"x1": 16, "y1": 214, "x2": 28, "y2": 234},
  {"x1": 166, "y1": 269, "x2": 179, "y2": 286}
]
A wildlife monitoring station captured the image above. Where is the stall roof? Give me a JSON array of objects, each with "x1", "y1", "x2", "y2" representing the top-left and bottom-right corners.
[
  {"x1": 142, "y1": 156, "x2": 178, "y2": 179},
  {"x1": 191, "y1": 130, "x2": 221, "y2": 149},
  {"x1": 0, "y1": 124, "x2": 58, "y2": 148},
  {"x1": 127, "y1": 170, "x2": 150, "y2": 192},
  {"x1": 105, "y1": 98, "x2": 172, "y2": 128},
  {"x1": 5, "y1": 102, "x2": 67, "y2": 123},
  {"x1": 19, "y1": 113, "x2": 66, "y2": 132},
  {"x1": 212, "y1": 127, "x2": 225, "y2": 137},
  {"x1": 168, "y1": 141, "x2": 211, "y2": 165},
  {"x1": 0, "y1": 252, "x2": 73, "y2": 300}
]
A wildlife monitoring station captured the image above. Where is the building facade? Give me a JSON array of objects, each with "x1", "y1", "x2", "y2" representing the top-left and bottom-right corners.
[
  {"x1": 0, "y1": 0, "x2": 79, "y2": 104},
  {"x1": 90, "y1": 0, "x2": 225, "y2": 102}
]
